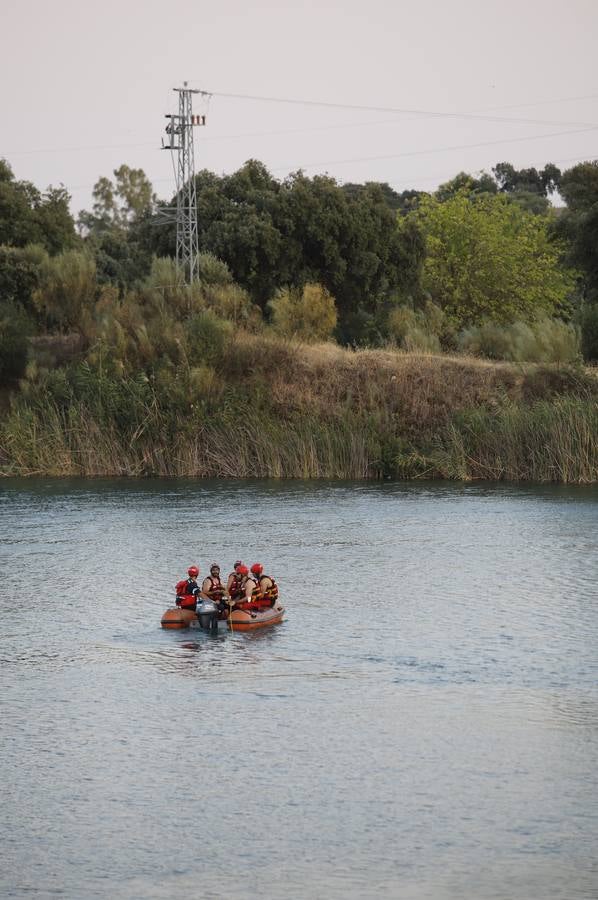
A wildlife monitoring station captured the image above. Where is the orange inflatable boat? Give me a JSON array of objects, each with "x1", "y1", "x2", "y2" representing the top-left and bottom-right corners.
[
  {"x1": 161, "y1": 607, "x2": 199, "y2": 630},
  {"x1": 161, "y1": 599, "x2": 285, "y2": 632},
  {"x1": 227, "y1": 603, "x2": 285, "y2": 632}
]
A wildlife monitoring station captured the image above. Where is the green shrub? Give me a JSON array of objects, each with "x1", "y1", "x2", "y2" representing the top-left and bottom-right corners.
[
  {"x1": 0, "y1": 244, "x2": 47, "y2": 319},
  {"x1": 578, "y1": 303, "x2": 598, "y2": 362},
  {"x1": 203, "y1": 283, "x2": 261, "y2": 327},
  {"x1": 269, "y1": 283, "x2": 337, "y2": 342},
  {"x1": 458, "y1": 318, "x2": 580, "y2": 363},
  {"x1": 198, "y1": 252, "x2": 233, "y2": 286},
  {"x1": 140, "y1": 257, "x2": 204, "y2": 317},
  {"x1": 0, "y1": 299, "x2": 33, "y2": 379},
  {"x1": 185, "y1": 310, "x2": 233, "y2": 366},
  {"x1": 402, "y1": 326, "x2": 441, "y2": 353},
  {"x1": 33, "y1": 249, "x2": 96, "y2": 329},
  {"x1": 387, "y1": 301, "x2": 443, "y2": 352}
]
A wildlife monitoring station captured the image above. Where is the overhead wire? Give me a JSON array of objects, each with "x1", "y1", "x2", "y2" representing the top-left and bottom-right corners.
[
  {"x1": 266, "y1": 125, "x2": 598, "y2": 173},
  {"x1": 5, "y1": 89, "x2": 598, "y2": 158},
  {"x1": 64, "y1": 126, "x2": 598, "y2": 194},
  {"x1": 7, "y1": 86, "x2": 598, "y2": 201},
  {"x1": 205, "y1": 88, "x2": 598, "y2": 129},
  {"x1": 385, "y1": 151, "x2": 598, "y2": 192}
]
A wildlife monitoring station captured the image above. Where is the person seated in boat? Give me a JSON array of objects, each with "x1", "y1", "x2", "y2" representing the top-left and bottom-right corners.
[
  {"x1": 200, "y1": 563, "x2": 227, "y2": 614},
  {"x1": 175, "y1": 565, "x2": 201, "y2": 611},
  {"x1": 230, "y1": 564, "x2": 253, "y2": 610},
  {"x1": 250, "y1": 563, "x2": 279, "y2": 609},
  {"x1": 233, "y1": 564, "x2": 274, "y2": 613},
  {"x1": 226, "y1": 560, "x2": 245, "y2": 604}
]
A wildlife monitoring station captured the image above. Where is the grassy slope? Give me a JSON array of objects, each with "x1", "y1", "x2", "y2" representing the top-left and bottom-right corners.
[{"x1": 1, "y1": 335, "x2": 597, "y2": 481}]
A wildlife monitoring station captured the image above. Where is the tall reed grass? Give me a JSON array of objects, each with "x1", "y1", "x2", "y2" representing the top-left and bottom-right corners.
[
  {"x1": 435, "y1": 395, "x2": 598, "y2": 483},
  {"x1": 1, "y1": 337, "x2": 597, "y2": 481}
]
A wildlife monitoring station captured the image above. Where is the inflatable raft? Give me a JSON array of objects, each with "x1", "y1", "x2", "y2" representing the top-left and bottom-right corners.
[
  {"x1": 227, "y1": 603, "x2": 285, "y2": 632},
  {"x1": 161, "y1": 607, "x2": 201, "y2": 630},
  {"x1": 161, "y1": 598, "x2": 285, "y2": 632}
]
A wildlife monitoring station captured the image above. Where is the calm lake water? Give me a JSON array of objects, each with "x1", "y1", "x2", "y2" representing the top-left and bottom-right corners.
[{"x1": 1, "y1": 478, "x2": 597, "y2": 900}]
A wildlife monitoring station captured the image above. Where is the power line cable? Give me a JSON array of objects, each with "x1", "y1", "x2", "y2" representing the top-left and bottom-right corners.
[
  {"x1": 6, "y1": 91, "x2": 598, "y2": 158},
  {"x1": 384, "y1": 151, "x2": 598, "y2": 191},
  {"x1": 64, "y1": 127, "x2": 598, "y2": 194},
  {"x1": 265, "y1": 125, "x2": 598, "y2": 173},
  {"x1": 206, "y1": 88, "x2": 598, "y2": 129}
]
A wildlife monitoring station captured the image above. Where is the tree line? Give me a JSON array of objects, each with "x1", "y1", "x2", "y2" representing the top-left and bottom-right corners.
[{"x1": 1, "y1": 153, "x2": 598, "y2": 383}]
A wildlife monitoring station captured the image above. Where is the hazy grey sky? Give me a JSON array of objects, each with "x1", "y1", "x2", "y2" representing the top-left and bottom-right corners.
[{"x1": 2, "y1": 0, "x2": 597, "y2": 215}]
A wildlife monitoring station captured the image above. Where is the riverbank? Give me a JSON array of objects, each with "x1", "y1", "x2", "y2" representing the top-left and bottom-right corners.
[{"x1": 1, "y1": 336, "x2": 597, "y2": 482}]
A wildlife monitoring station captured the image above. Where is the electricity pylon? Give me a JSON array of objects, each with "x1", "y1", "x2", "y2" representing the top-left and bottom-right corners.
[{"x1": 162, "y1": 82, "x2": 208, "y2": 283}]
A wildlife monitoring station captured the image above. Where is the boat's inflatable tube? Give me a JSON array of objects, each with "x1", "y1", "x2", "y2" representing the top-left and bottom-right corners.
[
  {"x1": 161, "y1": 607, "x2": 198, "y2": 629},
  {"x1": 228, "y1": 604, "x2": 285, "y2": 632},
  {"x1": 161, "y1": 603, "x2": 285, "y2": 632}
]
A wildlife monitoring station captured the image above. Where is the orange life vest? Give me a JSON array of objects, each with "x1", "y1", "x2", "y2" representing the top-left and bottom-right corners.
[
  {"x1": 234, "y1": 576, "x2": 266, "y2": 612},
  {"x1": 228, "y1": 573, "x2": 244, "y2": 601},
  {"x1": 258, "y1": 575, "x2": 278, "y2": 606},
  {"x1": 204, "y1": 575, "x2": 225, "y2": 603},
  {"x1": 237, "y1": 576, "x2": 273, "y2": 612}
]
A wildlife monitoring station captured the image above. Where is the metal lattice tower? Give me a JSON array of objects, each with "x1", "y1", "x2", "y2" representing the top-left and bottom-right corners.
[{"x1": 162, "y1": 83, "x2": 207, "y2": 283}]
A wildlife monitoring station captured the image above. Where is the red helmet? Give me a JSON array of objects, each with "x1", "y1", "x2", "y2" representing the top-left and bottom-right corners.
[
  {"x1": 188, "y1": 565, "x2": 199, "y2": 577},
  {"x1": 237, "y1": 564, "x2": 249, "y2": 576},
  {"x1": 250, "y1": 563, "x2": 263, "y2": 576}
]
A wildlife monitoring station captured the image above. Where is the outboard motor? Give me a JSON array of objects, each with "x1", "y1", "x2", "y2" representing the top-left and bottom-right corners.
[{"x1": 196, "y1": 598, "x2": 219, "y2": 634}]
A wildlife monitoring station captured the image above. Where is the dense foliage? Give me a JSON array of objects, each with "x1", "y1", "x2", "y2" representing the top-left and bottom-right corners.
[
  {"x1": 1, "y1": 153, "x2": 598, "y2": 481},
  {"x1": 414, "y1": 190, "x2": 575, "y2": 326},
  {"x1": 143, "y1": 161, "x2": 425, "y2": 342},
  {"x1": 0, "y1": 160, "x2": 78, "y2": 254}
]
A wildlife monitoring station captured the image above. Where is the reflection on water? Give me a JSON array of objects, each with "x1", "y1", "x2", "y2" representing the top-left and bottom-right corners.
[{"x1": 1, "y1": 478, "x2": 598, "y2": 900}]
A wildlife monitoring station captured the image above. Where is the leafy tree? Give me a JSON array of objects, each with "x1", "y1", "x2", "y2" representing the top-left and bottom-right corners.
[
  {"x1": 437, "y1": 166, "x2": 553, "y2": 213},
  {"x1": 34, "y1": 187, "x2": 79, "y2": 254},
  {"x1": 276, "y1": 174, "x2": 424, "y2": 340},
  {"x1": 436, "y1": 171, "x2": 497, "y2": 202},
  {"x1": 191, "y1": 161, "x2": 284, "y2": 304},
  {"x1": 492, "y1": 161, "x2": 561, "y2": 196},
  {"x1": 89, "y1": 229, "x2": 152, "y2": 290},
  {"x1": 0, "y1": 159, "x2": 78, "y2": 253},
  {"x1": 393, "y1": 189, "x2": 428, "y2": 216},
  {"x1": 140, "y1": 162, "x2": 425, "y2": 343},
  {"x1": 342, "y1": 181, "x2": 405, "y2": 212},
  {"x1": 79, "y1": 165, "x2": 156, "y2": 234},
  {"x1": 0, "y1": 165, "x2": 38, "y2": 247},
  {"x1": 413, "y1": 190, "x2": 575, "y2": 326},
  {"x1": 556, "y1": 161, "x2": 598, "y2": 303},
  {"x1": 507, "y1": 191, "x2": 550, "y2": 216},
  {"x1": 77, "y1": 166, "x2": 157, "y2": 291},
  {"x1": 0, "y1": 244, "x2": 47, "y2": 318}
]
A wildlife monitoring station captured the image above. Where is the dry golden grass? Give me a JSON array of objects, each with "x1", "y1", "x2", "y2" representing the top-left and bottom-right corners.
[
  {"x1": 232, "y1": 335, "x2": 526, "y2": 431},
  {"x1": 3, "y1": 331, "x2": 596, "y2": 480}
]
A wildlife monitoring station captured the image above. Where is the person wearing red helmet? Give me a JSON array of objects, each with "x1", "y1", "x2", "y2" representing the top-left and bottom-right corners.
[
  {"x1": 228, "y1": 564, "x2": 256, "y2": 611},
  {"x1": 232, "y1": 563, "x2": 278, "y2": 612},
  {"x1": 226, "y1": 560, "x2": 245, "y2": 604},
  {"x1": 175, "y1": 565, "x2": 201, "y2": 611},
  {"x1": 250, "y1": 563, "x2": 279, "y2": 609}
]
